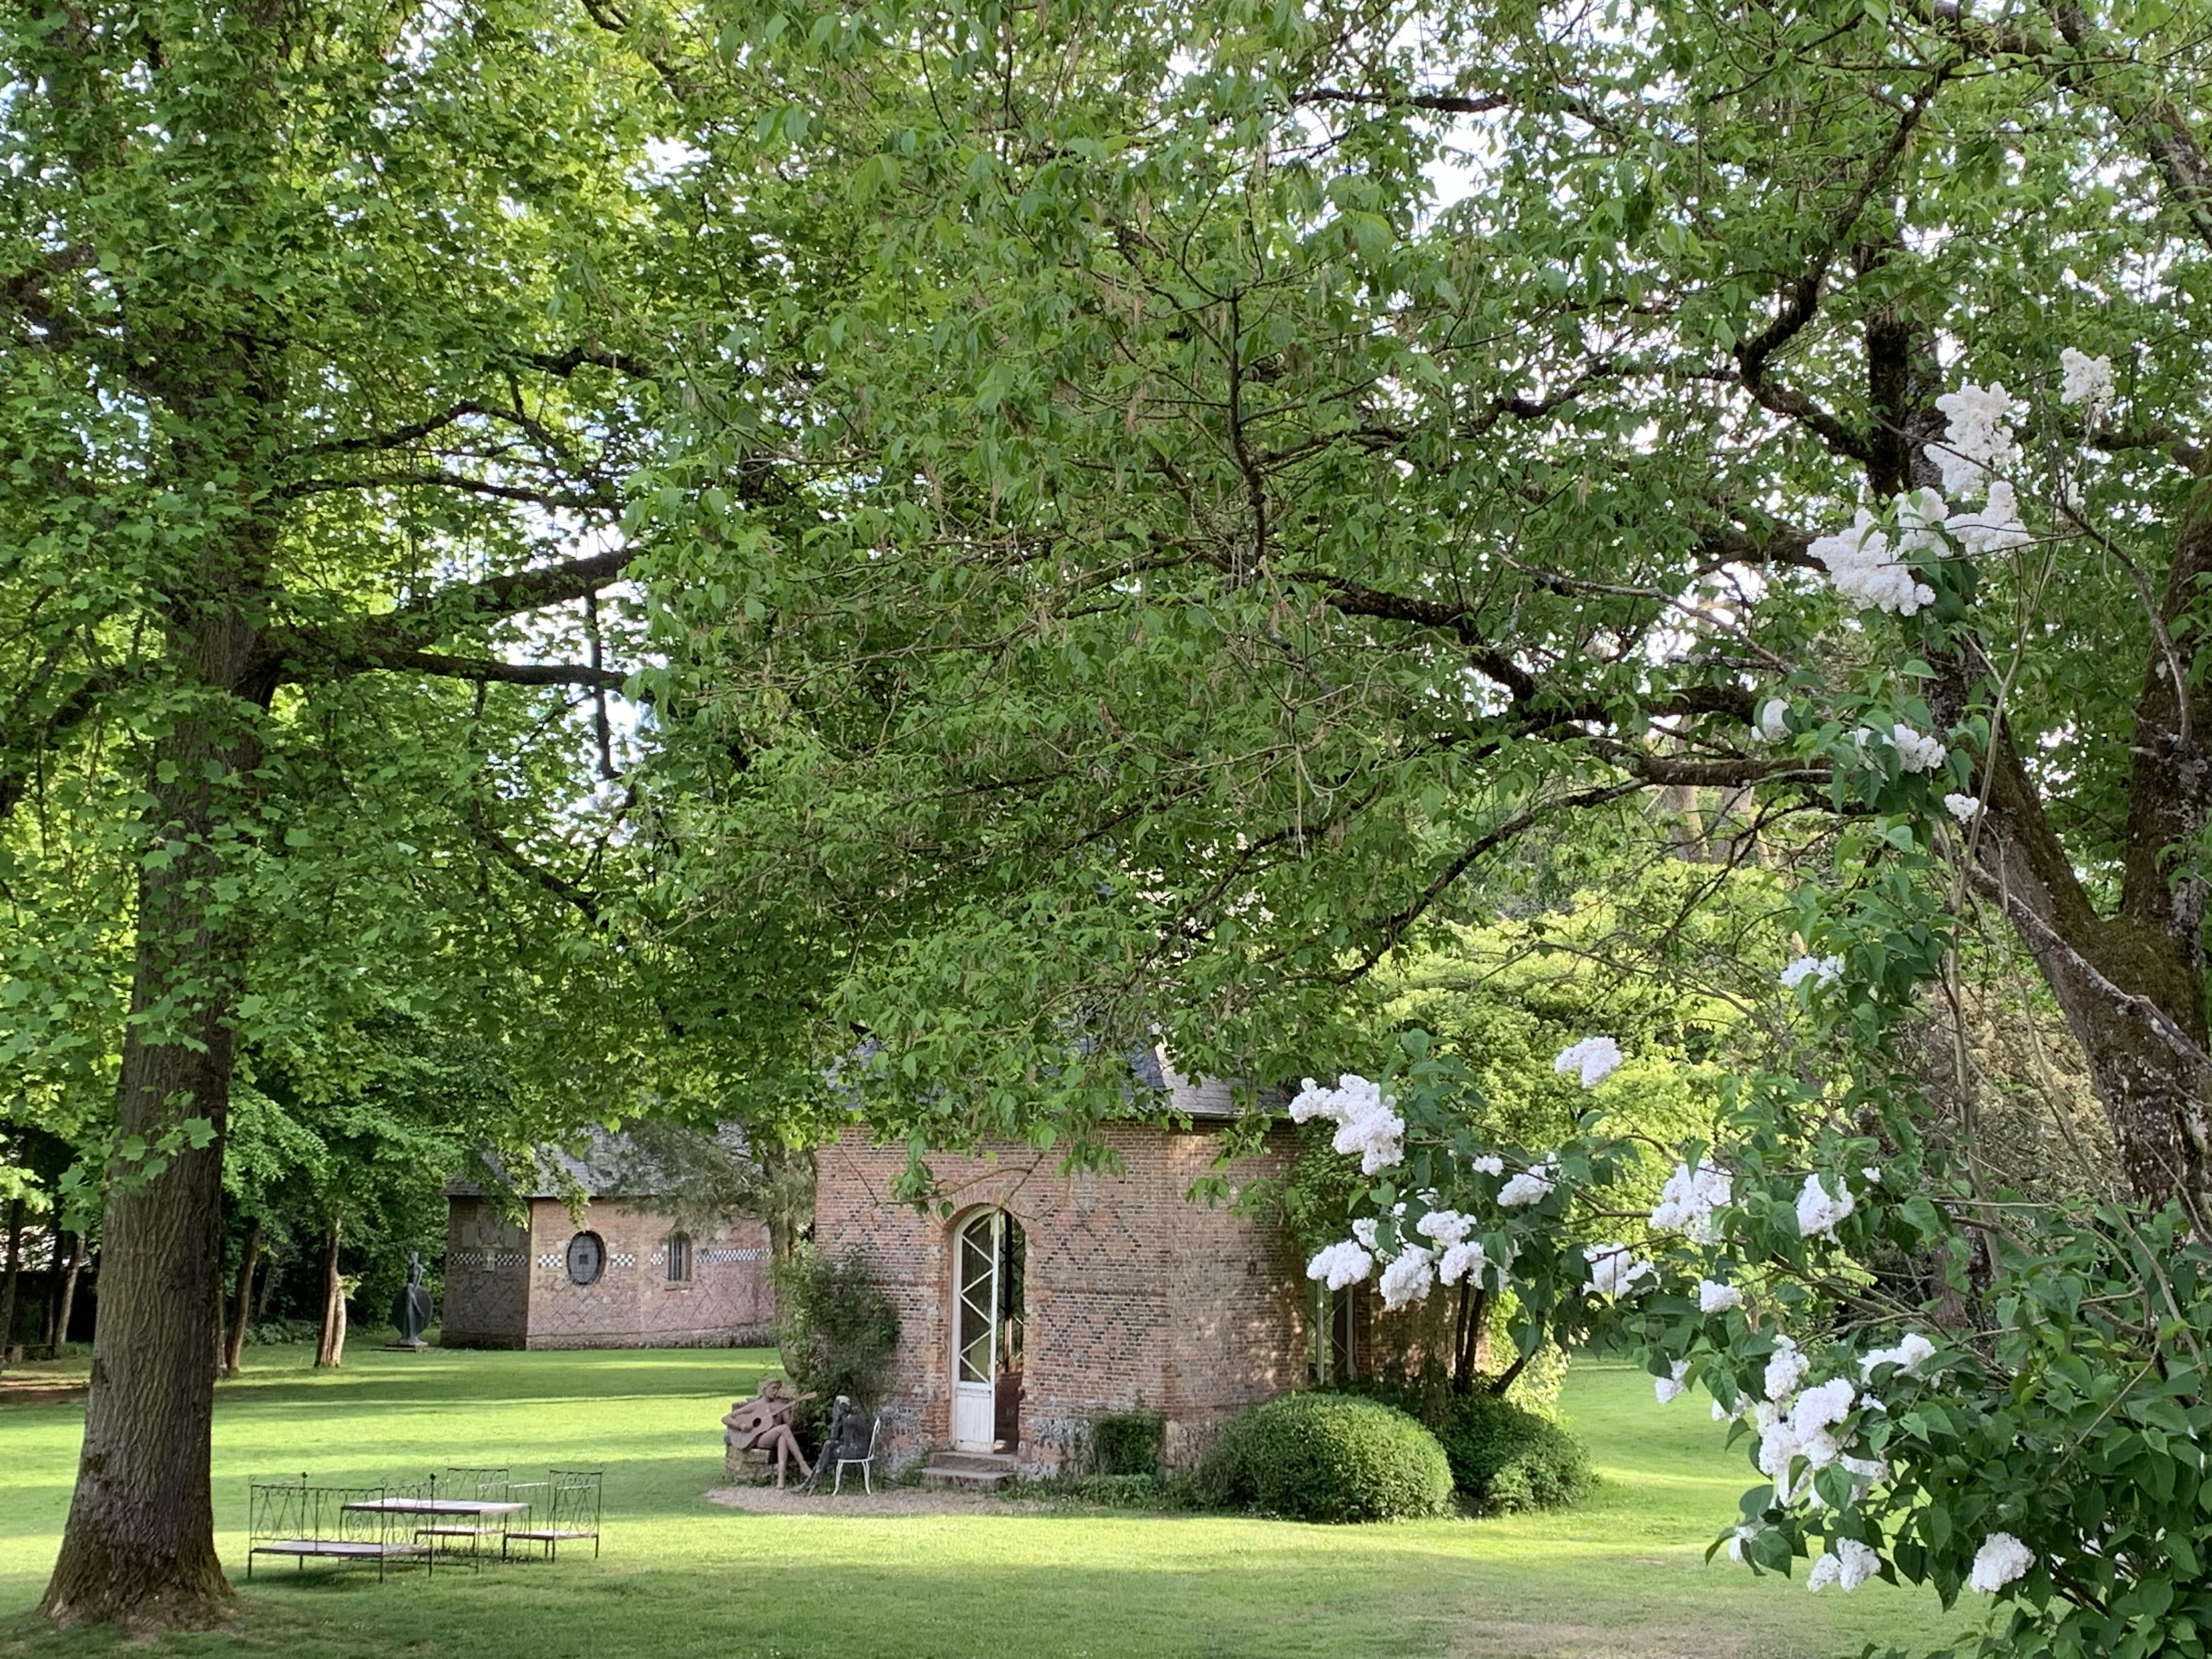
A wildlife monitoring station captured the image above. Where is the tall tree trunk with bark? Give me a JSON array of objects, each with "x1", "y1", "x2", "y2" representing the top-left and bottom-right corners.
[
  {"x1": 223, "y1": 1218, "x2": 261, "y2": 1378},
  {"x1": 50, "y1": 1233, "x2": 83, "y2": 1356},
  {"x1": 0, "y1": 1197, "x2": 24, "y2": 1373},
  {"x1": 314, "y1": 1225, "x2": 347, "y2": 1370},
  {"x1": 40, "y1": 599, "x2": 267, "y2": 1626}
]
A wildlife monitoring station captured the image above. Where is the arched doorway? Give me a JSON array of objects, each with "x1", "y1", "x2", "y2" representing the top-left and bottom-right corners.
[{"x1": 952, "y1": 1209, "x2": 1025, "y2": 1453}]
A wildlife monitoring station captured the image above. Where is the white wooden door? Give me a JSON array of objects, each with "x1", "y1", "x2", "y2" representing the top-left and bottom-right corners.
[{"x1": 952, "y1": 1212, "x2": 1000, "y2": 1452}]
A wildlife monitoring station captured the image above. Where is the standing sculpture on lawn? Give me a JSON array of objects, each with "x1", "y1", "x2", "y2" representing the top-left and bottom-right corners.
[{"x1": 721, "y1": 1378, "x2": 815, "y2": 1488}]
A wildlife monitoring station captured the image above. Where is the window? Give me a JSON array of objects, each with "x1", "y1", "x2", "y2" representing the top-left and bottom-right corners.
[
  {"x1": 565, "y1": 1232, "x2": 605, "y2": 1287},
  {"x1": 1311, "y1": 1283, "x2": 1357, "y2": 1384},
  {"x1": 666, "y1": 1232, "x2": 692, "y2": 1284}
]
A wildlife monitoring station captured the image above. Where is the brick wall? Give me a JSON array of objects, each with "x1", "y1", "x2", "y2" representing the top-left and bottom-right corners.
[
  {"x1": 442, "y1": 1197, "x2": 531, "y2": 1348},
  {"x1": 813, "y1": 1122, "x2": 1308, "y2": 1474},
  {"x1": 445, "y1": 1195, "x2": 772, "y2": 1350}
]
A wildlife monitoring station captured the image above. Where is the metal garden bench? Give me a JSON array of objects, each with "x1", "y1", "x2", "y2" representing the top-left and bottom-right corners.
[
  {"x1": 502, "y1": 1468, "x2": 602, "y2": 1561},
  {"x1": 246, "y1": 1477, "x2": 435, "y2": 1581}
]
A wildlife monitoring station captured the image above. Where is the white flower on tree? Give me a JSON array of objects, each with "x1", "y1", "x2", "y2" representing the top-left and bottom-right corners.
[
  {"x1": 1289, "y1": 1073, "x2": 1405, "y2": 1174},
  {"x1": 1780, "y1": 954, "x2": 1843, "y2": 990},
  {"x1": 1808, "y1": 1538, "x2": 1883, "y2": 1593},
  {"x1": 1764, "y1": 1336, "x2": 1810, "y2": 1402},
  {"x1": 1469, "y1": 1154, "x2": 1504, "y2": 1176},
  {"x1": 1859, "y1": 1331, "x2": 1938, "y2": 1379},
  {"x1": 1378, "y1": 1244, "x2": 1436, "y2": 1310},
  {"x1": 1945, "y1": 478, "x2": 2030, "y2": 555},
  {"x1": 1927, "y1": 382, "x2": 2023, "y2": 498},
  {"x1": 1553, "y1": 1035, "x2": 1623, "y2": 1086},
  {"x1": 1892, "y1": 724, "x2": 1948, "y2": 774},
  {"x1": 1351, "y1": 1217, "x2": 1379, "y2": 1249},
  {"x1": 1699, "y1": 1278, "x2": 1743, "y2": 1313},
  {"x1": 1306, "y1": 1239, "x2": 1373, "y2": 1290},
  {"x1": 1796, "y1": 1173, "x2": 1855, "y2": 1238},
  {"x1": 1437, "y1": 1239, "x2": 1489, "y2": 1286},
  {"x1": 1414, "y1": 1209, "x2": 1473, "y2": 1247},
  {"x1": 1581, "y1": 1242, "x2": 1655, "y2": 1299},
  {"x1": 1809, "y1": 509, "x2": 1938, "y2": 616},
  {"x1": 1498, "y1": 1157, "x2": 1559, "y2": 1206},
  {"x1": 1944, "y1": 792, "x2": 1984, "y2": 823},
  {"x1": 1969, "y1": 1532, "x2": 2035, "y2": 1594},
  {"x1": 1650, "y1": 1161, "x2": 1732, "y2": 1244},
  {"x1": 2059, "y1": 347, "x2": 2115, "y2": 419},
  {"x1": 1654, "y1": 1358, "x2": 1691, "y2": 1404}
]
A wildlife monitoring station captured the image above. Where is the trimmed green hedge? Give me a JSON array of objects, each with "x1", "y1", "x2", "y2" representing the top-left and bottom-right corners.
[
  {"x1": 1431, "y1": 1389, "x2": 1595, "y2": 1514},
  {"x1": 1197, "y1": 1393, "x2": 1454, "y2": 1523}
]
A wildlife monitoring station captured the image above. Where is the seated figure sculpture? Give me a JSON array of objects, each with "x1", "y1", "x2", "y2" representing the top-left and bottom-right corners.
[
  {"x1": 722, "y1": 1377, "x2": 816, "y2": 1488},
  {"x1": 802, "y1": 1395, "x2": 873, "y2": 1492}
]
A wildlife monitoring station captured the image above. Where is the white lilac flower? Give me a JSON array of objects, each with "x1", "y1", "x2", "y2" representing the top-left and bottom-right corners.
[
  {"x1": 1654, "y1": 1359, "x2": 1691, "y2": 1405},
  {"x1": 1553, "y1": 1035, "x2": 1624, "y2": 1087},
  {"x1": 2059, "y1": 348, "x2": 2115, "y2": 418},
  {"x1": 1289, "y1": 1073, "x2": 1406, "y2": 1174},
  {"x1": 1699, "y1": 1278, "x2": 1743, "y2": 1314},
  {"x1": 1414, "y1": 1209, "x2": 1474, "y2": 1248},
  {"x1": 1306, "y1": 1239, "x2": 1373, "y2": 1290},
  {"x1": 1582, "y1": 1243, "x2": 1656, "y2": 1300},
  {"x1": 1892, "y1": 723, "x2": 1948, "y2": 774},
  {"x1": 1498, "y1": 1158, "x2": 1559, "y2": 1207},
  {"x1": 1969, "y1": 1532, "x2": 2035, "y2": 1594},
  {"x1": 1860, "y1": 1332, "x2": 1938, "y2": 1380},
  {"x1": 1841, "y1": 1454, "x2": 1891, "y2": 1496},
  {"x1": 1894, "y1": 487, "x2": 1950, "y2": 557},
  {"x1": 1796, "y1": 1173, "x2": 1855, "y2": 1239},
  {"x1": 1378, "y1": 1244, "x2": 1437, "y2": 1311},
  {"x1": 1835, "y1": 1538, "x2": 1882, "y2": 1590},
  {"x1": 1756, "y1": 698, "x2": 1791, "y2": 742},
  {"x1": 1792, "y1": 1377, "x2": 1859, "y2": 1434},
  {"x1": 1469, "y1": 1154, "x2": 1504, "y2": 1177},
  {"x1": 1946, "y1": 479, "x2": 2030, "y2": 555},
  {"x1": 1809, "y1": 509, "x2": 1937, "y2": 616},
  {"x1": 1927, "y1": 382, "x2": 2023, "y2": 499},
  {"x1": 1437, "y1": 1239, "x2": 1489, "y2": 1287},
  {"x1": 1716, "y1": 1531, "x2": 1769, "y2": 1566},
  {"x1": 1779, "y1": 955, "x2": 1843, "y2": 991},
  {"x1": 1811, "y1": 1538, "x2": 1882, "y2": 1593},
  {"x1": 1650, "y1": 1161, "x2": 1733, "y2": 1244},
  {"x1": 1351, "y1": 1217, "x2": 1380, "y2": 1250},
  {"x1": 1765, "y1": 1336, "x2": 1810, "y2": 1402},
  {"x1": 1861, "y1": 1166, "x2": 1883, "y2": 1186},
  {"x1": 1711, "y1": 1397, "x2": 1739, "y2": 1423},
  {"x1": 1944, "y1": 792, "x2": 1983, "y2": 823}
]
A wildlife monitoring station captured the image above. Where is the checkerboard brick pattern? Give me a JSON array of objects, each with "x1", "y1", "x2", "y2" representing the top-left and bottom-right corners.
[
  {"x1": 815, "y1": 1122, "x2": 1312, "y2": 1473},
  {"x1": 443, "y1": 1195, "x2": 774, "y2": 1350}
]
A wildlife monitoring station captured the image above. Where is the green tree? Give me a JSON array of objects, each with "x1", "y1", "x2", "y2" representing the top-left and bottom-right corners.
[
  {"x1": 637, "y1": 0, "x2": 2212, "y2": 1220},
  {"x1": 0, "y1": 0, "x2": 785, "y2": 1622}
]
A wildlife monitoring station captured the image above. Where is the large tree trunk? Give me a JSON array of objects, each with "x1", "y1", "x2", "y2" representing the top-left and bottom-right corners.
[
  {"x1": 0, "y1": 1197, "x2": 24, "y2": 1373},
  {"x1": 40, "y1": 607, "x2": 266, "y2": 1627},
  {"x1": 223, "y1": 1218, "x2": 261, "y2": 1378},
  {"x1": 314, "y1": 1225, "x2": 347, "y2": 1370}
]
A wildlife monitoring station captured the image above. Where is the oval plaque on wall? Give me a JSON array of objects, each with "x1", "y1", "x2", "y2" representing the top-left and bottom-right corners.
[{"x1": 566, "y1": 1231, "x2": 606, "y2": 1286}]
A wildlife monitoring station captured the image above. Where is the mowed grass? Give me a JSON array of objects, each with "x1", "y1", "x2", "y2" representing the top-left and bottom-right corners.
[{"x1": 0, "y1": 1345, "x2": 1985, "y2": 1659}]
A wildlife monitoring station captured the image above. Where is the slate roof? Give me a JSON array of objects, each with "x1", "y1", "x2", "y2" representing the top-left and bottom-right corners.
[{"x1": 445, "y1": 1124, "x2": 749, "y2": 1200}]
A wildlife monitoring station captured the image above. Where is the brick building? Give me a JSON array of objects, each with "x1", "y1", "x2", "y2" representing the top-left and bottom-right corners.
[
  {"x1": 814, "y1": 1064, "x2": 1347, "y2": 1475},
  {"x1": 442, "y1": 1134, "x2": 775, "y2": 1351}
]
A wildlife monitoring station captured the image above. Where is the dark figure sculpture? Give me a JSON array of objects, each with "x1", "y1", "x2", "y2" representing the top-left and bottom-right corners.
[
  {"x1": 803, "y1": 1395, "x2": 875, "y2": 1493},
  {"x1": 391, "y1": 1253, "x2": 433, "y2": 1350}
]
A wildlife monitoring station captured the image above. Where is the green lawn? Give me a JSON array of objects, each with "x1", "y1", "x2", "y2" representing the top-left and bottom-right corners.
[{"x1": 0, "y1": 1346, "x2": 1983, "y2": 1658}]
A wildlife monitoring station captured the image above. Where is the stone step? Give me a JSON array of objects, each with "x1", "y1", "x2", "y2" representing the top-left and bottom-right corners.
[{"x1": 919, "y1": 1452, "x2": 1019, "y2": 1489}]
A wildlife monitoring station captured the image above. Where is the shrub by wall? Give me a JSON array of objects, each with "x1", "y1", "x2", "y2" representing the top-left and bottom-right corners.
[
  {"x1": 1197, "y1": 1393, "x2": 1453, "y2": 1523},
  {"x1": 1432, "y1": 1389, "x2": 1595, "y2": 1514},
  {"x1": 1090, "y1": 1411, "x2": 1166, "y2": 1476}
]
